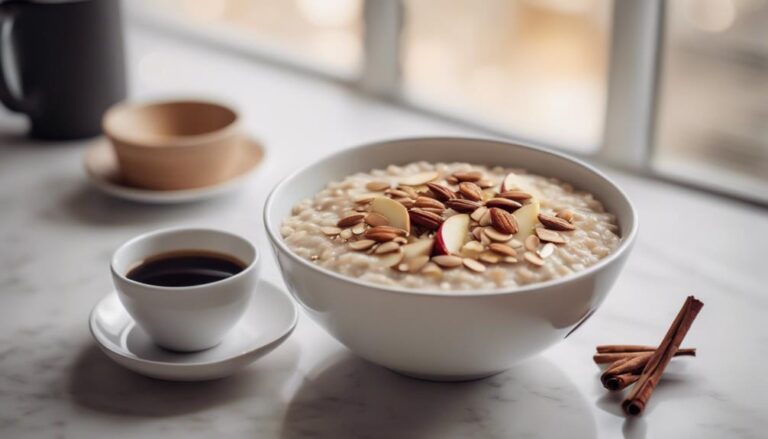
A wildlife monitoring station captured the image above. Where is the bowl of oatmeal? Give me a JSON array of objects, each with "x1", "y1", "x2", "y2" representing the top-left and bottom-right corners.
[{"x1": 265, "y1": 137, "x2": 637, "y2": 380}]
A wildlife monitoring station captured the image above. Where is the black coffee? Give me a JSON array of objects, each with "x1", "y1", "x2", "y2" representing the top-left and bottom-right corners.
[{"x1": 127, "y1": 250, "x2": 246, "y2": 287}]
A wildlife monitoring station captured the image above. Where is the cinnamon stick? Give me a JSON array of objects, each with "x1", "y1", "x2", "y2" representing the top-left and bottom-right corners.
[
  {"x1": 597, "y1": 345, "x2": 696, "y2": 355},
  {"x1": 606, "y1": 373, "x2": 640, "y2": 391},
  {"x1": 593, "y1": 349, "x2": 696, "y2": 364},
  {"x1": 601, "y1": 353, "x2": 652, "y2": 386},
  {"x1": 622, "y1": 296, "x2": 704, "y2": 416}
]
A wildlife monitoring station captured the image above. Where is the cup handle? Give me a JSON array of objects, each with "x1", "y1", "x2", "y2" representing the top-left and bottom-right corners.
[{"x1": 0, "y1": 2, "x2": 27, "y2": 113}]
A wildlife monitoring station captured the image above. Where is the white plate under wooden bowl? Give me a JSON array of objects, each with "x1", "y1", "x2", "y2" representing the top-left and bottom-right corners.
[{"x1": 83, "y1": 138, "x2": 264, "y2": 204}]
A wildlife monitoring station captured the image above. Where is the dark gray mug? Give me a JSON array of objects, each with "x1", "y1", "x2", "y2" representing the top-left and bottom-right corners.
[{"x1": 0, "y1": 0, "x2": 127, "y2": 140}]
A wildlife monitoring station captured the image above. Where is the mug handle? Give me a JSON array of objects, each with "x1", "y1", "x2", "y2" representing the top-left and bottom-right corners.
[{"x1": 0, "y1": 2, "x2": 27, "y2": 113}]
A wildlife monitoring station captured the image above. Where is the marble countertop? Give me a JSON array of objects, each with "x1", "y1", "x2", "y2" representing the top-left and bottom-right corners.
[{"x1": 1, "y1": 26, "x2": 766, "y2": 439}]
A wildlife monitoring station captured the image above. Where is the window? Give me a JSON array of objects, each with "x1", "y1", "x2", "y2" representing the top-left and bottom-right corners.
[
  {"x1": 654, "y1": 0, "x2": 768, "y2": 202},
  {"x1": 402, "y1": 0, "x2": 610, "y2": 151},
  {"x1": 129, "y1": 0, "x2": 768, "y2": 204}
]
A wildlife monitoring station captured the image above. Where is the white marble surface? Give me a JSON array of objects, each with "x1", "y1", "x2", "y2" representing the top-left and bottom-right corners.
[{"x1": 1, "y1": 26, "x2": 767, "y2": 439}]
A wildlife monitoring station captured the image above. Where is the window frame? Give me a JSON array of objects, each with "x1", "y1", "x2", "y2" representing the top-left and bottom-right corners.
[{"x1": 127, "y1": 0, "x2": 766, "y2": 206}]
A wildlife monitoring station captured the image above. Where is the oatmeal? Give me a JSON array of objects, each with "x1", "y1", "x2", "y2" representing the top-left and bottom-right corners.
[{"x1": 281, "y1": 162, "x2": 620, "y2": 291}]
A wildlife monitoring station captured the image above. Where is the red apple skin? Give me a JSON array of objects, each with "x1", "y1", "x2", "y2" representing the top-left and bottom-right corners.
[{"x1": 433, "y1": 228, "x2": 450, "y2": 256}]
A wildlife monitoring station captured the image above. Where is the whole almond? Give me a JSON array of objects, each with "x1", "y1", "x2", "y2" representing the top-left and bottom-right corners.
[
  {"x1": 498, "y1": 190, "x2": 533, "y2": 201},
  {"x1": 489, "y1": 243, "x2": 517, "y2": 257},
  {"x1": 365, "y1": 212, "x2": 389, "y2": 227},
  {"x1": 490, "y1": 208, "x2": 518, "y2": 234},
  {"x1": 432, "y1": 255, "x2": 463, "y2": 268},
  {"x1": 485, "y1": 198, "x2": 522, "y2": 212},
  {"x1": 426, "y1": 183, "x2": 457, "y2": 201},
  {"x1": 409, "y1": 208, "x2": 444, "y2": 230},
  {"x1": 415, "y1": 196, "x2": 445, "y2": 210},
  {"x1": 394, "y1": 198, "x2": 415, "y2": 208},
  {"x1": 445, "y1": 198, "x2": 482, "y2": 213},
  {"x1": 337, "y1": 213, "x2": 366, "y2": 228},
  {"x1": 453, "y1": 171, "x2": 482, "y2": 182},
  {"x1": 421, "y1": 207, "x2": 445, "y2": 215},
  {"x1": 366, "y1": 181, "x2": 390, "y2": 191},
  {"x1": 538, "y1": 214, "x2": 576, "y2": 231},
  {"x1": 458, "y1": 182, "x2": 483, "y2": 201},
  {"x1": 535, "y1": 227, "x2": 566, "y2": 244},
  {"x1": 445, "y1": 176, "x2": 459, "y2": 185}
]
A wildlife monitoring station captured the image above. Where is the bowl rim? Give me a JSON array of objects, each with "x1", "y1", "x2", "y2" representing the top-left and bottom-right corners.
[
  {"x1": 102, "y1": 99, "x2": 241, "y2": 148},
  {"x1": 264, "y1": 136, "x2": 638, "y2": 298}
]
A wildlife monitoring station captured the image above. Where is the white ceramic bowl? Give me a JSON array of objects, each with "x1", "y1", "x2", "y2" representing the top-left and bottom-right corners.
[{"x1": 264, "y1": 138, "x2": 637, "y2": 380}]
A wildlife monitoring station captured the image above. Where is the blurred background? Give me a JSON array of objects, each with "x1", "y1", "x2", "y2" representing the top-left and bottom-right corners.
[{"x1": 130, "y1": 0, "x2": 768, "y2": 204}]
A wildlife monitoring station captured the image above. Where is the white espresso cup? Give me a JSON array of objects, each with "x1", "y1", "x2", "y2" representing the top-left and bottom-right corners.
[{"x1": 111, "y1": 228, "x2": 260, "y2": 352}]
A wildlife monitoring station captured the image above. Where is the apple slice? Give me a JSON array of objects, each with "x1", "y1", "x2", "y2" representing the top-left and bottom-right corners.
[
  {"x1": 501, "y1": 172, "x2": 543, "y2": 200},
  {"x1": 433, "y1": 214, "x2": 470, "y2": 255},
  {"x1": 371, "y1": 197, "x2": 410, "y2": 234},
  {"x1": 512, "y1": 198, "x2": 541, "y2": 241},
  {"x1": 402, "y1": 238, "x2": 434, "y2": 260},
  {"x1": 398, "y1": 171, "x2": 439, "y2": 186}
]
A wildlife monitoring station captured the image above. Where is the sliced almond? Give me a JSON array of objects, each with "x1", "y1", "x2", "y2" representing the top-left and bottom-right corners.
[
  {"x1": 480, "y1": 233, "x2": 491, "y2": 246},
  {"x1": 393, "y1": 236, "x2": 408, "y2": 244},
  {"x1": 446, "y1": 176, "x2": 459, "y2": 184},
  {"x1": 453, "y1": 171, "x2": 482, "y2": 182},
  {"x1": 538, "y1": 242, "x2": 556, "y2": 259},
  {"x1": 463, "y1": 258, "x2": 486, "y2": 273},
  {"x1": 489, "y1": 243, "x2": 517, "y2": 257},
  {"x1": 394, "y1": 198, "x2": 415, "y2": 208},
  {"x1": 354, "y1": 193, "x2": 379, "y2": 204},
  {"x1": 535, "y1": 228, "x2": 565, "y2": 244},
  {"x1": 337, "y1": 214, "x2": 366, "y2": 228},
  {"x1": 458, "y1": 182, "x2": 483, "y2": 201},
  {"x1": 525, "y1": 235, "x2": 540, "y2": 251},
  {"x1": 524, "y1": 252, "x2": 545, "y2": 267},
  {"x1": 556, "y1": 209, "x2": 575, "y2": 222},
  {"x1": 484, "y1": 227, "x2": 513, "y2": 242},
  {"x1": 366, "y1": 181, "x2": 390, "y2": 192},
  {"x1": 376, "y1": 250, "x2": 404, "y2": 267},
  {"x1": 399, "y1": 171, "x2": 439, "y2": 186},
  {"x1": 502, "y1": 256, "x2": 519, "y2": 264},
  {"x1": 399, "y1": 186, "x2": 420, "y2": 199},
  {"x1": 478, "y1": 252, "x2": 500, "y2": 264},
  {"x1": 388, "y1": 189, "x2": 411, "y2": 199},
  {"x1": 421, "y1": 207, "x2": 445, "y2": 215},
  {"x1": 470, "y1": 206, "x2": 488, "y2": 222},
  {"x1": 374, "y1": 241, "x2": 401, "y2": 254},
  {"x1": 340, "y1": 228, "x2": 353, "y2": 240},
  {"x1": 321, "y1": 226, "x2": 342, "y2": 236},
  {"x1": 365, "y1": 212, "x2": 389, "y2": 227},
  {"x1": 421, "y1": 262, "x2": 443, "y2": 277},
  {"x1": 476, "y1": 179, "x2": 495, "y2": 189},
  {"x1": 348, "y1": 239, "x2": 376, "y2": 251},
  {"x1": 351, "y1": 223, "x2": 366, "y2": 235},
  {"x1": 538, "y1": 214, "x2": 576, "y2": 231},
  {"x1": 461, "y1": 240, "x2": 484, "y2": 258},
  {"x1": 498, "y1": 190, "x2": 533, "y2": 201},
  {"x1": 471, "y1": 227, "x2": 484, "y2": 241},
  {"x1": 479, "y1": 209, "x2": 492, "y2": 227},
  {"x1": 507, "y1": 239, "x2": 523, "y2": 248},
  {"x1": 432, "y1": 255, "x2": 463, "y2": 268},
  {"x1": 405, "y1": 255, "x2": 430, "y2": 273}
]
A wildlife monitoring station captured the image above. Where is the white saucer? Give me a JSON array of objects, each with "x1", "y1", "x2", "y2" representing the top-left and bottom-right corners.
[
  {"x1": 89, "y1": 280, "x2": 298, "y2": 381},
  {"x1": 83, "y1": 138, "x2": 264, "y2": 204}
]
